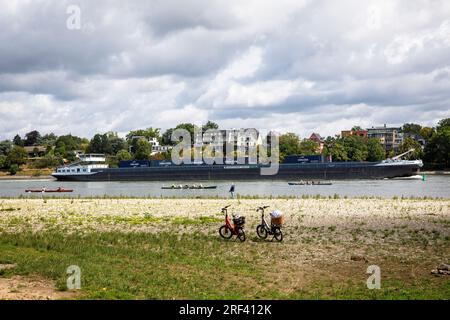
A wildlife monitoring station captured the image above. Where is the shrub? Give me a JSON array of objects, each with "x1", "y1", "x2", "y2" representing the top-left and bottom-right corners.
[
  {"x1": 0, "y1": 155, "x2": 8, "y2": 169},
  {"x1": 7, "y1": 146, "x2": 27, "y2": 165},
  {"x1": 9, "y1": 164, "x2": 19, "y2": 175},
  {"x1": 32, "y1": 170, "x2": 42, "y2": 177},
  {"x1": 32, "y1": 154, "x2": 61, "y2": 169}
]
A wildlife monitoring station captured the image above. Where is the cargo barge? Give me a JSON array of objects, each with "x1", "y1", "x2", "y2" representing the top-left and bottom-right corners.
[{"x1": 51, "y1": 154, "x2": 423, "y2": 181}]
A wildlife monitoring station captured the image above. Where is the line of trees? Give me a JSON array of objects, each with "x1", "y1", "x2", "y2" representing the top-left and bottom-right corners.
[
  {"x1": 422, "y1": 119, "x2": 450, "y2": 168},
  {"x1": 278, "y1": 133, "x2": 386, "y2": 162},
  {"x1": 0, "y1": 118, "x2": 449, "y2": 175},
  {"x1": 324, "y1": 135, "x2": 386, "y2": 162},
  {"x1": 0, "y1": 122, "x2": 221, "y2": 174},
  {"x1": 279, "y1": 117, "x2": 449, "y2": 168}
]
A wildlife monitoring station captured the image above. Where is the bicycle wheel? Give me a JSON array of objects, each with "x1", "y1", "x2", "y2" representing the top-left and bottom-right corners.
[
  {"x1": 273, "y1": 227, "x2": 283, "y2": 242},
  {"x1": 256, "y1": 224, "x2": 268, "y2": 239},
  {"x1": 237, "y1": 228, "x2": 246, "y2": 242},
  {"x1": 219, "y1": 225, "x2": 233, "y2": 239}
]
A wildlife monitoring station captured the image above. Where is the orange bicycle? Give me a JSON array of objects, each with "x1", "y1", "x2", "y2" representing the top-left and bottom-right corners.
[{"x1": 218, "y1": 205, "x2": 246, "y2": 242}]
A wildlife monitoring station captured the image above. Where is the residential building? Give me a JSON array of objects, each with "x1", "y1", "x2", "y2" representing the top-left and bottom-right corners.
[
  {"x1": 195, "y1": 128, "x2": 262, "y2": 164},
  {"x1": 367, "y1": 125, "x2": 403, "y2": 154},
  {"x1": 24, "y1": 146, "x2": 47, "y2": 157},
  {"x1": 341, "y1": 129, "x2": 368, "y2": 139},
  {"x1": 129, "y1": 136, "x2": 171, "y2": 155},
  {"x1": 198, "y1": 129, "x2": 261, "y2": 148},
  {"x1": 148, "y1": 137, "x2": 171, "y2": 155}
]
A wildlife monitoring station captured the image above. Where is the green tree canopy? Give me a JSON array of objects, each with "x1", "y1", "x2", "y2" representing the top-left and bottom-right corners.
[
  {"x1": 116, "y1": 149, "x2": 132, "y2": 161},
  {"x1": 55, "y1": 135, "x2": 86, "y2": 155},
  {"x1": 7, "y1": 145, "x2": 28, "y2": 165},
  {"x1": 126, "y1": 128, "x2": 161, "y2": 143},
  {"x1": 324, "y1": 137, "x2": 348, "y2": 161},
  {"x1": 162, "y1": 128, "x2": 174, "y2": 145},
  {"x1": 424, "y1": 119, "x2": 450, "y2": 168},
  {"x1": 0, "y1": 140, "x2": 13, "y2": 156},
  {"x1": 134, "y1": 138, "x2": 151, "y2": 160},
  {"x1": 13, "y1": 134, "x2": 24, "y2": 146},
  {"x1": 32, "y1": 154, "x2": 62, "y2": 169},
  {"x1": 88, "y1": 134, "x2": 114, "y2": 154},
  {"x1": 127, "y1": 128, "x2": 160, "y2": 153},
  {"x1": 366, "y1": 138, "x2": 385, "y2": 161},
  {"x1": 54, "y1": 140, "x2": 66, "y2": 157},
  {"x1": 9, "y1": 164, "x2": 19, "y2": 175},
  {"x1": 279, "y1": 133, "x2": 301, "y2": 161},
  {"x1": 342, "y1": 136, "x2": 368, "y2": 161},
  {"x1": 40, "y1": 133, "x2": 58, "y2": 147},
  {"x1": 324, "y1": 136, "x2": 370, "y2": 161},
  {"x1": 298, "y1": 139, "x2": 320, "y2": 155},
  {"x1": 24, "y1": 130, "x2": 41, "y2": 146},
  {"x1": 107, "y1": 132, "x2": 127, "y2": 155},
  {"x1": 437, "y1": 118, "x2": 450, "y2": 132},
  {"x1": 419, "y1": 127, "x2": 434, "y2": 141},
  {"x1": 0, "y1": 155, "x2": 8, "y2": 169},
  {"x1": 402, "y1": 123, "x2": 422, "y2": 136},
  {"x1": 399, "y1": 137, "x2": 423, "y2": 160},
  {"x1": 202, "y1": 121, "x2": 219, "y2": 132}
]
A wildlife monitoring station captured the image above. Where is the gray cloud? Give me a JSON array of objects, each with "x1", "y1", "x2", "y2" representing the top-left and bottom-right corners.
[{"x1": 0, "y1": 0, "x2": 449, "y2": 140}]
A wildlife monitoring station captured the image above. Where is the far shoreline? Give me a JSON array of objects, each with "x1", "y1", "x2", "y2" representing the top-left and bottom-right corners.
[
  {"x1": 421, "y1": 170, "x2": 450, "y2": 175},
  {"x1": 0, "y1": 170, "x2": 449, "y2": 182},
  {"x1": 0, "y1": 175, "x2": 54, "y2": 181}
]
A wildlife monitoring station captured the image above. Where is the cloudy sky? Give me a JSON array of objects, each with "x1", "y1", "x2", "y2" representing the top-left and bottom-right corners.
[{"x1": 1, "y1": 0, "x2": 449, "y2": 140}]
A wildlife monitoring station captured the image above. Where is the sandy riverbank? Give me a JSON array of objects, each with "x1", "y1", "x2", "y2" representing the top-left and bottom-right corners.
[
  {"x1": 1, "y1": 198, "x2": 448, "y2": 261},
  {"x1": 0, "y1": 198, "x2": 448, "y2": 299}
]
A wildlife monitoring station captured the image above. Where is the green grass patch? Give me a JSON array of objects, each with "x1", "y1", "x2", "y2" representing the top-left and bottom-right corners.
[
  {"x1": 0, "y1": 230, "x2": 448, "y2": 300},
  {"x1": 171, "y1": 216, "x2": 222, "y2": 225},
  {"x1": 0, "y1": 231, "x2": 266, "y2": 299},
  {"x1": 0, "y1": 207, "x2": 20, "y2": 212}
]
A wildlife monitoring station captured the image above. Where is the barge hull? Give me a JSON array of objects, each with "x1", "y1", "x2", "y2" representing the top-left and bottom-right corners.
[{"x1": 53, "y1": 162, "x2": 422, "y2": 181}]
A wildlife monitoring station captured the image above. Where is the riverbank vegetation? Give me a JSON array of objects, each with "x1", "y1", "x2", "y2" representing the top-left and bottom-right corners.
[
  {"x1": 0, "y1": 198, "x2": 448, "y2": 299},
  {"x1": 0, "y1": 118, "x2": 449, "y2": 176}
]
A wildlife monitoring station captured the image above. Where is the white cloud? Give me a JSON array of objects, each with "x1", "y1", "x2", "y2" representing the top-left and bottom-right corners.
[
  {"x1": 384, "y1": 20, "x2": 450, "y2": 65},
  {"x1": 0, "y1": 0, "x2": 449, "y2": 140}
]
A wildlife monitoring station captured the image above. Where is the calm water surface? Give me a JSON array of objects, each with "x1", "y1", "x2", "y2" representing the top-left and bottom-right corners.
[{"x1": 0, "y1": 175, "x2": 449, "y2": 198}]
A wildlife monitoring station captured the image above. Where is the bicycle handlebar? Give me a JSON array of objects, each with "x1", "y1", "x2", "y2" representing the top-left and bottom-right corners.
[
  {"x1": 256, "y1": 206, "x2": 270, "y2": 211},
  {"x1": 221, "y1": 205, "x2": 231, "y2": 212}
]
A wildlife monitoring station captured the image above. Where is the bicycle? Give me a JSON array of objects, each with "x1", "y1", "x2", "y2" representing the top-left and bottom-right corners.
[
  {"x1": 256, "y1": 206, "x2": 283, "y2": 242},
  {"x1": 218, "y1": 205, "x2": 246, "y2": 242}
]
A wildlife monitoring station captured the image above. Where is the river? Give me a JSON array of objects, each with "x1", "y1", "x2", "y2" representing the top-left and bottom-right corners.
[{"x1": 0, "y1": 175, "x2": 449, "y2": 198}]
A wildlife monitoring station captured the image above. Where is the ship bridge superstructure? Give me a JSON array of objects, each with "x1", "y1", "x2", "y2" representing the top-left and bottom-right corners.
[{"x1": 52, "y1": 154, "x2": 108, "y2": 176}]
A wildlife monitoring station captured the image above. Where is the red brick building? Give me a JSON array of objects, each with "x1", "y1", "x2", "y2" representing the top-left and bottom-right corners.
[
  {"x1": 341, "y1": 129, "x2": 368, "y2": 139},
  {"x1": 309, "y1": 133, "x2": 325, "y2": 154}
]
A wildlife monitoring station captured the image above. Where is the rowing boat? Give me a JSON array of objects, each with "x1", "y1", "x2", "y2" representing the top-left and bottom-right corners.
[
  {"x1": 288, "y1": 181, "x2": 333, "y2": 186},
  {"x1": 25, "y1": 188, "x2": 74, "y2": 193},
  {"x1": 161, "y1": 185, "x2": 217, "y2": 190}
]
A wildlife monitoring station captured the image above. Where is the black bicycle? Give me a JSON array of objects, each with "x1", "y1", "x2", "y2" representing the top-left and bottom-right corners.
[{"x1": 255, "y1": 206, "x2": 283, "y2": 242}]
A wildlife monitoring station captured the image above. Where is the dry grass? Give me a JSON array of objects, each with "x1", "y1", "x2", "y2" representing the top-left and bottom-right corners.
[{"x1": 0, "y1": 198, "x2": 448, "y2": 299}]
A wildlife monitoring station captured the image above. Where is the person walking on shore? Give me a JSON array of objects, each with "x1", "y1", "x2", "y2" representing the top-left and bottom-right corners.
[{"x1": 229, "y1": 183, "x2": 235, "y2": 198}]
